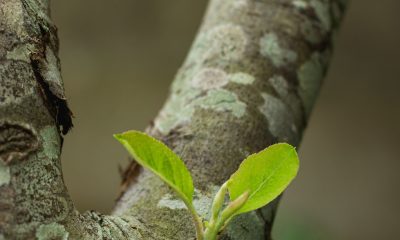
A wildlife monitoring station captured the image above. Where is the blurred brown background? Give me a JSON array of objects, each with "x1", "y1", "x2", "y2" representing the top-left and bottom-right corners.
[{"x1": 52, "y1": 1, "x2": 400, "y2": 239}]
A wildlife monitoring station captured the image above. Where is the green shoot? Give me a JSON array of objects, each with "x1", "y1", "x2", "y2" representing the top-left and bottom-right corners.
[{"x1": 115, "y1": 131, "x2": 299, "y2": 240}]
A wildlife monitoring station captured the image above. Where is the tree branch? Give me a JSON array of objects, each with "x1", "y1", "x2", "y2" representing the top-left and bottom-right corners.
[
  {"x1": 0, "y1": 0, "x2": 146, "y2": 239},
  {"x1": 114, "y1": 0, "x2": 347, "y2": 239}
]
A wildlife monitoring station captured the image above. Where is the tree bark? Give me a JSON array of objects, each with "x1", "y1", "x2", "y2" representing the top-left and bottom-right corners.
[{"x1": 0, "y1": 0, "x2": 347, "y2": 239}]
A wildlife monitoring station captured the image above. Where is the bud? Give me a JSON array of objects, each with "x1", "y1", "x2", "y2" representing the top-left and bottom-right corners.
[
  {"x1": 210, "y1": 181, "x2": 229, "y2": 222},
  {"x1": 220, "y1": 190, "x2": 249, "y2": 220}
]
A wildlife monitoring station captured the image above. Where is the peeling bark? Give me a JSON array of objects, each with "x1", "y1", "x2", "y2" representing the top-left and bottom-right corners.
[{"x1": 0, "y1": 0, "x2": 347, "y2": 239}]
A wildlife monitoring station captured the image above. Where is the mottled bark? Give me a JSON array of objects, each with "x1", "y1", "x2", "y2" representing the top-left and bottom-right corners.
[
  {"x1": 0, "y1": 0, "x2": 145, "y2": 239},
  {"x1": 0, "y1": 0, "x2": 74, "y2": 238},
  {"x1": 114, "y1": 0, "x2": 347, "y2": 239},
  {"x1": 0, "y1": 0, "x2": 346, "y2": 239}
]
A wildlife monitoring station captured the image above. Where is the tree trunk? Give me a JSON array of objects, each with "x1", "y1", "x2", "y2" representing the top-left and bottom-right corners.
[{"x1": 0, "y1": 0, "x2": 347, "y2": 239}]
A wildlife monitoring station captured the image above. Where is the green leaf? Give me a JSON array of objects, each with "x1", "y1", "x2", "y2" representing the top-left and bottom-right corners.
[
  {"x1": 227, "y1": 143, "x2": 299, "y2": 214},
  {"x1": 114, "y1": 130, "x2": 194, "y2": 204}
]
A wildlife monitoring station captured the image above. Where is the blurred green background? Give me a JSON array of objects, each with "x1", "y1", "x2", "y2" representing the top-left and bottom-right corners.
[{"x1": 52, "y1": 1, "x2": 400, "y2": 239}]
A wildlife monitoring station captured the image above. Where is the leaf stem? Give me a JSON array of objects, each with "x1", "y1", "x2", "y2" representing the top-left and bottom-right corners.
[
  {"x1": 204, "y1": 191, "x2": 249, "y2": 240},
  {"x1": 183, "y1": 197, "x2": 204, "y2": 240}
]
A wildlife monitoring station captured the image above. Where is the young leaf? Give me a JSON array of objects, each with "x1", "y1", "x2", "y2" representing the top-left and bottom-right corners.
[
  {"x1": 114, "y1": 131, "x2": 194, "y2": 204},
  {"x1": 227, "y1": 143, "x2": 299, "y2": 214}
]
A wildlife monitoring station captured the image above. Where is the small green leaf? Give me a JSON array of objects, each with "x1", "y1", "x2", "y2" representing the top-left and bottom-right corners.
[
  {"x1": 114, "y1": 130, "x2": 194, "y2": 204},
  {"x1": 227, "y1": 143, "x2": 299, "y2": 214}
]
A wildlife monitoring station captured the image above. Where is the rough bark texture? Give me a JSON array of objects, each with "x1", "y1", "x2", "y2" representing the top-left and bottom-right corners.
[
  {"x1": 0, "y1": 0, "x2": 346, "y2": 239},
  {"x1": 114, "y1": 0, "x2": 347, "y2": 239},
  {"x1": 0, "y1": 0, "x2": 74, "y2": 238},
  {"x1": 0, "y1": 0, "x2": 145, "y2": 239}
]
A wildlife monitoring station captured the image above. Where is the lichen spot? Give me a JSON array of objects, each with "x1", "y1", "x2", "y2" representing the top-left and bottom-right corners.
[
  {"x1": 206, "y1": 24, "x2": 247, "y2": 61},
  {"x1": 157, "y1": 194, "x2": 186, "y2": 210},
  {"x1": 268, "y1": 75, "x2": 288, "y2": 97},
  {"x1": 36, "y1": 222, "x2": 69, "y2": 240},
  {"x1": 259, "y1": 33, "x2": 297, "y2": 67},
  {"x1": 0, "y1": 161, "x2": 10, "y2": 187},
  {"x1": 310, "y1": 0, "x2": 332, "y2": 31},
  {"x1": 233, "y1": 0, "x2": 248, "y2": 9},
  {"x1": 158, "y1": 189, "x2": 215, "y2": 218},
  {"x1": 0, "y1": 0, "x2": 26, "y2": 38},
  {"x1": 6, "y1": 44, "x2": 34, "y2": 62},
  {"x1": 191, "y1": 68, "x2": 228, "y2": 90},
  {"x1": 259, "y1": 93, "x2": 296, "y2": 143},
  {"x1": 40, "y1": 126, "x2": 60, "y2": 159},
  {"x1": 292, "y1": 0, "x2": 308, "y2": 9},
  {"x1": 40, "y1": 47, "x2": 65, "y2": 99},
  {"x1": 297, "y1": 53, "x2": 324, "y2": 116},
  {"x1": 229, "y1": 72, "x2": 255, "y2": 85},
  {"x1": 0, "y1": 62, "x2": 36, "y2": 106},
  {"x1": 197, "y1": 89, "x2": 246, "y2": 118}
]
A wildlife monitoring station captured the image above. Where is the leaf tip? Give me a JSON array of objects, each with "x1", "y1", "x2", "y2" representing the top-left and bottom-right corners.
[{"x1": 113, "y1": 133, "x2": 124, "y2": 141}]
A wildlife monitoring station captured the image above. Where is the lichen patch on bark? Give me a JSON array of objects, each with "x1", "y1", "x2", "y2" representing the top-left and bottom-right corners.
[
  {"x1": 0, "y1": 0, "x2": 26, "y2": 39},
  {"x1": 292, "y1": 0, "x2": 308, "y2": 9},
  {"x1": 191, "y1": 68, "x2": 229, "y2": 90},
  {"x1": 157, "y1": 187, "x2": 219, "y2": 219},
  {"x1": 0, "y1": 161, "x2": 10, "y2": 187},
  {"x1": 259, "y1": 33, "x2": 298, "y2": 68},
  {"x1": 155, "y1": 86, "x2": 246, "y2": 135},
  {"x1": 205, "y1": 24, "x2": 248, "y2": 62},
  {"x1": 71, "y1": 212, "x2": 144, "y2": 240},
  {"x1": 38, "y1": 47, "x2": 66, "y2": 100},
  {"x1": 310, "y1": 0, "x2": 332, "y2": 31},
  {"x1": 268, "y1": 75, "x2": 289, "y2": 97},
  {"x1": 229, "y1": 72, "x2": 255, "y2": 85},
  {"x1": 36, "y1": 222, "x2": 69, "y2": 240},
  {"x1": 297, "y1": 52, "x2": 325, "y2": 117},
  {"x1": 258, "y1": 93, "x2": 297, "y2": 143},
  {"x1": 0, "y1": 62, "x2": 37, "y2": 106},
  {"x1": 40, "y1": 125, "x2": 61, "y2": 159},
  {"x1": 6, "y1": 43, "x2": 34, "y2": 62},
  {"x1": 196, "y1": 89, "x2": 246, "y2": 118}
]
